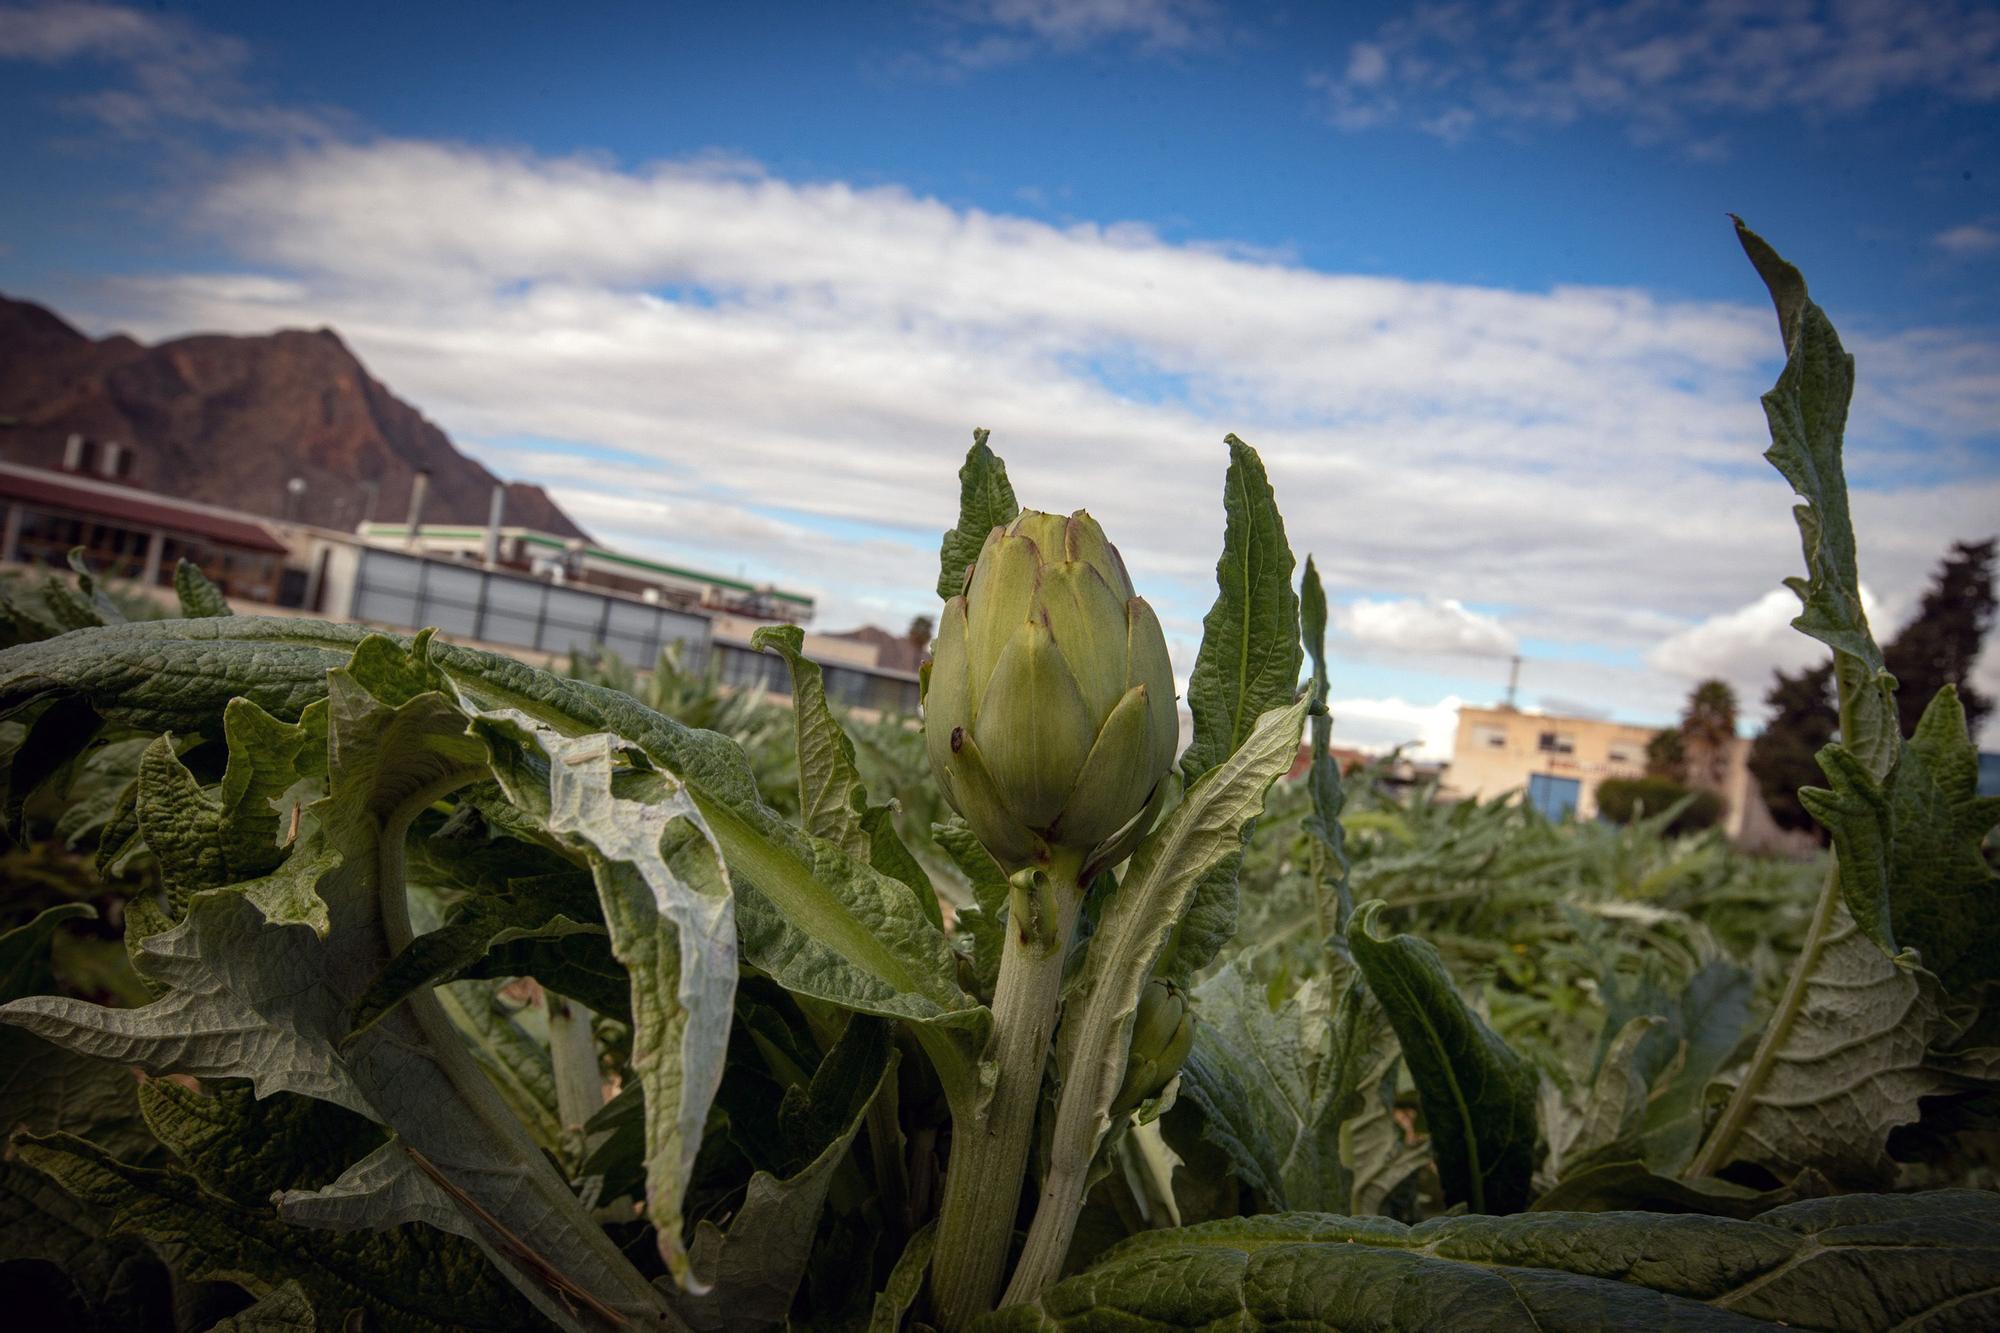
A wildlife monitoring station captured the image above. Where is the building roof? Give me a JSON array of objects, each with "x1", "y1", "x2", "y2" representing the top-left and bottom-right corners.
[
  {"x1": 364, "y1": 523, "x2": 815, "y2": 608},
  {"x1": 1458, "y1": 702, "x2": 1660, "y2": 735},
  {"x1": 0, "y1": 463, "x2": 290, "y2": 555}
]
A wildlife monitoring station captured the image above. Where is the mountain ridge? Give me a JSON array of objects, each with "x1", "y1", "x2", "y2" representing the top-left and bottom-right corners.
[{"x1": 0, "y1": 294, "x2": 588, "y2": 540}]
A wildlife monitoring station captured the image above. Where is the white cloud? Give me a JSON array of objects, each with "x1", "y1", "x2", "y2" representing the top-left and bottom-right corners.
[
  {"x1": 54, "y1": 137, "x2": 2000, "y2": 749},
  {"x1": 1647, "y1": 584, "x2": 1894, "y2": 715},
  {"x1": 972, "y1": 0, "x2": 1211, "y2": 50},
  {"x1": 0, "y1": 1, "x2": 338, "y2": 138},
  {"x1": 909, "y1": 0, "x2": 1217, "y2": 74},
  {"x1": 1308, "y1": 0, "x2": 2000, "y2": 147},
  {"x1": 1327, "y1": 694, "x2": 1466, "y2": 760},
  {"x1": 1339, "y1": 596, "x2": 1515, "y2": 657},
  {"x1": 1935, "y1": 223, "x2": 2000, "y2": 257}
]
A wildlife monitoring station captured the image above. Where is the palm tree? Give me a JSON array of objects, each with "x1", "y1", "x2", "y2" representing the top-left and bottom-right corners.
[{"x1": 1679, "y1": 679, "x2": 1738, "y2": 797}]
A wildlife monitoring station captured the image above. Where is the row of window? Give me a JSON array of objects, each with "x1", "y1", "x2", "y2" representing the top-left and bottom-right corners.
[
  {"x1": 712, "y1": 642, "x2": 919, "y2": 714},
  {"x1": 350, "y1": 549, "x2": 921, "y2": 716},
  {"x1": 1468, "y1": 721, "x2": 1644, "y2": 766},
  {"x1": 350, "y1": 549, "x2": 709, "y2": 666},
  {"x1": 9, "y1": 510, "x2": 278, "y2": 602}
]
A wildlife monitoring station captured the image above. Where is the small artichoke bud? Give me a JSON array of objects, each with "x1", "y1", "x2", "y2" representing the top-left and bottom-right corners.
[
  {"x1": 924, "y1": 509, "x2": 1178, "y2": 871},
  {"x1": 1112, "y1": 978, "x2": 1194, "y2": 1117}
]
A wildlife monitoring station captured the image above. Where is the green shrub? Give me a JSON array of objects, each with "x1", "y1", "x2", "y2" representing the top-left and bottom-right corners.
[{"x1": 1596, "y1": 776, "x2": 1720, "y2": 834}]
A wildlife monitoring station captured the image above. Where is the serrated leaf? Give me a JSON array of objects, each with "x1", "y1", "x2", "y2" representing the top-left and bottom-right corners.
[
  {"x1": 1, "y1": 692, "x2": 101, "y2": 838},
  {"x1": 216, "y1": 697, "x2": 327, "y2": 874},
  {"x1": 1554, "y1": 1016, "x2": 1659, "y2": 1174},
  {"x1": 0, "y1": 617, "x2": 368, "y2": 737},
  {"x1": 52, "y1": 734, "x2": 148, "y2": 853},
  {"x1": 0, "y1": 1027, "x2": 152, "y2": 1161},
  {"x1": 0, "y1": 634, "x2": 671, "y2": 1328},
  {"x1": 38, "y1": 572, "x2": 111, "y2": 632},
  {"x1": 1179, "y1": 437, "x2": 1301, "y2": 784},
  {"x1": 16, "y1": 1134, "x2": 537, "y2": 1333},
  {"x1": 1299, "y1": 555, "x2": 1352, "y2": 938},
  {"x1": 0, "y1": 900, "x2": 96, "y2": 1001},
  {"x1": 135, "y1": 1078, "x2": 385, "y2": 1205},
  {"x1": 1698, "y1": 899, "x2": 1953, "y2": 1187},
  {"x1": 937, "y1": 428, "x2": 1019, "y2": 601},
  {"x1": 429, "y1": 979, "x2": 564, "y2": 1155},
  {"x1": 174, "y1": 558, "x2": 233, "y2": 618},
  {"x1": 208, "y1": 1280, "x2": 318, "y2": 1331},
  {"x1": 0, "y1": 617, "x2": 987, "y2": 1110},
  {"x1": 981, "y1": 1189, "x2": 2000, "y2": 1333},
  {"x1": 1175, "y1": 963, "x2": 1388, "y2": 1214},
  {"x1": 65, "y1": 547, "x2": 126, "y2": 625},
  {"x1": 1800, "y1": 686, "x2": 2000, "y2": 990},
  {"x1": 95, "y1": 775, "x2": 146, "y2": 878},
  {"x1": 1735, "y1": 217, "x2": 1898, "y2": 780},
  {"x1": 135, "y1": 720, "x2": 335, "y2": 931},
  {"x1": 1165, "y1": 438, "x2": 1302, "y2": 982},
  {"x1": 673, "y1": 1016, "x2": 891, "y2": 1331},
  {"x1": 349, "y1": 867, "x2": 609, "y2": 1035},
  {"x1": 1348, "y1": 899, "x2": 1539, "y2": 1214},
  {"x1": 1638, "y1": 962, "x2": 1754, "y2": 1173},
  {"x1": 869, "y1": 1219, "x2": 938, "y2": 1333},
  {"x1": 754, "y1": 624, "x2": 938, "y2": 926},
  {"x1": 135, "y1": 734, "x2": 227, "y2": 911},
  {"x1": 1021, "y1": 700, "x2": 1306, "y2": 1292},
  {"x1": 1572, "y1": 960, "x2": 1754, "y2": 1181},
  {"x1": 0, "y1": 1157, "x2": 170, "y2": 1333},
  {"x1": 1532, "y1": 1159, "x2": 1810, "y2": 1218},
  {"x1": 477, "y1": 712, "x2": 736, "y2": 1283}
]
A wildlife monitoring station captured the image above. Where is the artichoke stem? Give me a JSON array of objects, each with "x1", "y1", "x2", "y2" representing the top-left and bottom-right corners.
[{"x1": 928, "y1": 848, "x2": 1087, "y2": 1331}]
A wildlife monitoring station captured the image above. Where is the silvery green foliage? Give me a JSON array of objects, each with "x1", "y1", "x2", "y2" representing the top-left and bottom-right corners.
[
  {"x1": 1685, "y1": 224, "x2": 2000, "y2": 1190},
  {"x1": 980, "y1": 1190, "x2": 2000, "y2": 1332}
]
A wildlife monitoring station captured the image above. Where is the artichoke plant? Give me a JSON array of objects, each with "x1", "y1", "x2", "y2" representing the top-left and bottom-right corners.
[
  {"x1": 1111, "y1": 977, "x2": 1194, "y2": 1116},
  {"x1": 924, "y1": 509, "x2": 1177, "y2": 871}
]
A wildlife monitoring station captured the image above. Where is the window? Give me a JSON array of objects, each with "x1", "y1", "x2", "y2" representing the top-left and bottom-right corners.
[
  {"x1": 1607, "y1": 742, "x2": 1642, "y2": 767},
  {"x1": 1471, "y1": 723, "x2": 1507, "y2": 750},
  {"x1": 1537, "y1": 731, "x2": 1576, "y2": 756}
]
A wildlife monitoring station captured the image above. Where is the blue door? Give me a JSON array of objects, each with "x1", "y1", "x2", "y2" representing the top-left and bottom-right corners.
[{"x1": 1527, "y1": 773, "x2": 1580, "y2": 820}]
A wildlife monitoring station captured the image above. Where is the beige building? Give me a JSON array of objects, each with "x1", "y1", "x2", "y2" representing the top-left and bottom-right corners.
[
  {"x1": 1445, "y1": 705, "x2": 1657, "y2": 821},
  {"x1": 1444, "y1": 704, "x2": 1812, "y2": 851}
]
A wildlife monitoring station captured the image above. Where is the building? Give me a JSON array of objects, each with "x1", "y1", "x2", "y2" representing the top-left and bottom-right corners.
[
  {"x1": 1443, "y1": 701, "x2": 1817, "y2": 852},
  {"x1": 0, "y1": 460, "x2": 290, "y2": 603},
  {"x1": 0, "y1": 458, "x2": 919, "y2": 717},
  {"x1": 295, "y1": 529, "x2": 917, "y2": 715},
  {"x1": 1445, "y1": 704, "x2": 1656, "y2": 821},
  {"x1": 360, "y1": 522, "x2": 815, "y2": 625}
]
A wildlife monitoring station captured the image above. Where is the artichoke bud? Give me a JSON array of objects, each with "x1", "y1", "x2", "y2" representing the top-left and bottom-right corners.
[
  {"x1": 1112, "y1": 978, "x2": 1194, "y2": 1117},
  {"x1": 924, "y1": 509, "x2": 1178, "y2": 871}
]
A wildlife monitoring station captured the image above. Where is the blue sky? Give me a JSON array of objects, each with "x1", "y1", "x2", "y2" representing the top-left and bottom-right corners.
[{"x1": 4, "y1": 1, "x2": 1998, "y2": 752}]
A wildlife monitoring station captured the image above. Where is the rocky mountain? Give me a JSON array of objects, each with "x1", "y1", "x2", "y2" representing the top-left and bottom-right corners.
[{"x1": 0, "y1": 295, "x2": 588, "y2": 539}]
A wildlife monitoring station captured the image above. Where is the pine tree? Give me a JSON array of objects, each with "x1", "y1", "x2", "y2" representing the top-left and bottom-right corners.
[
  {"x1": 1882, "y1": 538, "x2": 1995, "y2": 740},
  {"x1": 1746, "y1": 539, "x2": 1994, "y2": 836}
]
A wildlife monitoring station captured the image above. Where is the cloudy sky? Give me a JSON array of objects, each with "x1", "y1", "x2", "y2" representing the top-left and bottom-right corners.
[{"x1": 3, "y1": 0, "x2": 1997, "y2": 754}]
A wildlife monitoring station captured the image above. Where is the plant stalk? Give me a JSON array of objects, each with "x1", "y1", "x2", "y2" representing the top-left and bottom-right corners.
[{"x1": 928, "y1": 852, "x2": 1085, "y2": 1332}]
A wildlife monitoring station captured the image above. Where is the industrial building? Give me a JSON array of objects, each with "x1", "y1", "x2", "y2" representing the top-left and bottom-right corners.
[{"x1": 0, "y1": 458, "x2": 918, "y2": 716}]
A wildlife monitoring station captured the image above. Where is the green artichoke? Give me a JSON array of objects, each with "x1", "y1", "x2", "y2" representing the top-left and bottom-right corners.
[
  {"x1": 1112, "y1": 977, "x2": 1194, "y2": 1116},
  {"x1": 925, "y1": 509, "x2": 1177, "y2": 872}
]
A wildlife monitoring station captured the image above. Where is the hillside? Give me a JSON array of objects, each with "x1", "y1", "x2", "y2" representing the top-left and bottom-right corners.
[{"x1": 0, "y1": 295, "x2": 587, "y2": 539}]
